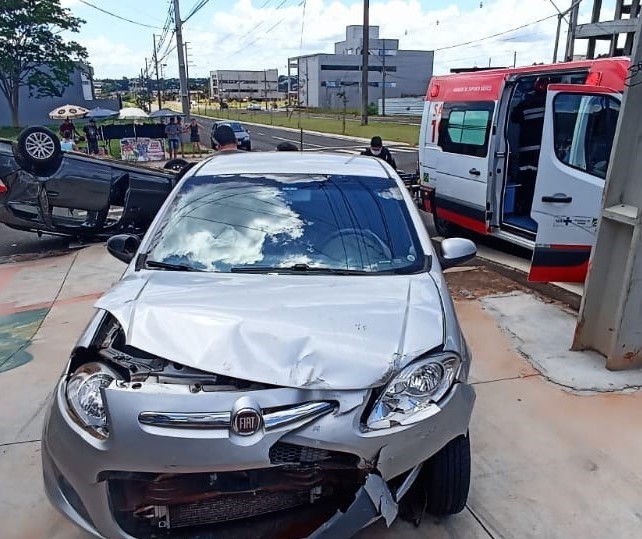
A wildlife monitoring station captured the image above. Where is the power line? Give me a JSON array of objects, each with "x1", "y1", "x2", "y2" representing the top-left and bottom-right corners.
[
  {"x1": 184, "y1": 0, "x2": 212, "y2": 24},
  {"x1": 434, "y1": 12, "x2": 559, "y2": 52},
  {"x1": 77, "y1": 0, "x2": 164, "y2": 30}
]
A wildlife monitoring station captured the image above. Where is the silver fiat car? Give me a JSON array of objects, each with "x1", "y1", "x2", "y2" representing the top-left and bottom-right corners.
[{"x1": 42, "y1": 152, "x2": 477, "y2": 539}]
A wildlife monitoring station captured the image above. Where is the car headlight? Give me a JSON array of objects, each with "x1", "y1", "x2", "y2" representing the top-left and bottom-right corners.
[
  {"x1": 366, "y1": 353, "x2": 460, "y2": 430},
  {"x1": 66, "y1": 362, "x2": 123, "y2": 437}
]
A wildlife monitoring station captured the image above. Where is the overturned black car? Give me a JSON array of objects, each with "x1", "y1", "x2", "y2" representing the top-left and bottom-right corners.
[{"x1": 0, "y1": 127, "x2": 189, "y2": 240}]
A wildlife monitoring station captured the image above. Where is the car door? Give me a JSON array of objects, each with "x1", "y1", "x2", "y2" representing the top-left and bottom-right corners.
[
  {"x1": 43, "y1": 155, "x2": 112, "y2": 212},
  {"x1": 432, "y1": 101, "x2": 496, "y2": 234},
  {"x1": 529, "y1": 84, "x2": 621, "y2": 282}
]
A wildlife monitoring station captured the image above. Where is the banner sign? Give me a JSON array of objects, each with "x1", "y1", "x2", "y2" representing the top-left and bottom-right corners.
[{"x1": 120, "y1": 138, "x2": 165, "y2": 162}]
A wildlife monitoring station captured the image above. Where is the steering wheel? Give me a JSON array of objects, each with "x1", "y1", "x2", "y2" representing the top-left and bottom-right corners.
[{"x1": 320, "y1": 228, "x2": 392, "y2": 263}]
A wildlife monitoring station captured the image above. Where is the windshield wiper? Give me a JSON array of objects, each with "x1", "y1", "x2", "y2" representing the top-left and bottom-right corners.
[
  {"x1": 145, "y1": 260, "x2": 204, "y2": 272},
  {"x1": 230, "y1": 263, "x2": 371, "y2": 275}
]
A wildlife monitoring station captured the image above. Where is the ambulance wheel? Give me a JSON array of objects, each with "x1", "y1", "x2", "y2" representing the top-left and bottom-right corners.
[{"x1": 433, "y1": 204, "x2": 459, "y2": 237}]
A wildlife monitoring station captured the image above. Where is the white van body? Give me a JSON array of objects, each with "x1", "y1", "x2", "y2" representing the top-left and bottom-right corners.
[{"x1": 418, "y1": 58, "x2": 629, "y2": 282}]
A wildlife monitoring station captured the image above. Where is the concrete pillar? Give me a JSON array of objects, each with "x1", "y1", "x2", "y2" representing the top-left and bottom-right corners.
[{"x1": 572, "y1": 18, "x2": 642, "y2": 370}]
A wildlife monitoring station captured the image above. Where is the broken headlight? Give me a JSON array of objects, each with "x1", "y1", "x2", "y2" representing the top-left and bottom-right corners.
[
  {"x1": 66, "y1": 362, "x2": 123, "y2": 438},
  {"x1": 366, "y1": 353, "x2": 460, "y2": 430}
]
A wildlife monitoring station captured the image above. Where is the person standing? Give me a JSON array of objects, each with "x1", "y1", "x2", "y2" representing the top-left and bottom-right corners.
[
  {"x1": 176, "y1": 116, "x2": 187, "y2": 158},
  {"x1": 212, "y1": 124, "x2": 239, "y2": 152},
  {"x1": 361, "y1": 136, "x2": 397, "y2": 170},
  {"x1": 83, "y1": 119, "x2": 100, "y2": 155},
  {"x1": 188, "y1": 118, "x2": 204, "y2": 157},
  {"x1": 165, "y1": 117, "x2": 181, "y2": 160},
  {"x1": 59, "y1": 117, "x2": 80, "y2": 139}
]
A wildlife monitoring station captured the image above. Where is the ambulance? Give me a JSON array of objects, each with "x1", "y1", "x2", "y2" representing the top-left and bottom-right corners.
[{"x1": 417, "y1": 58, "x2": 629, "y2": 282}]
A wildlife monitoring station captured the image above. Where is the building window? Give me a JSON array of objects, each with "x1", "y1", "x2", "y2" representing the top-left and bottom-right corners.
[
  {"x1": 438, "y1": 101, "x2": 494, "y2": 157},
  {"x1": 320, "y1": 65, "x2": 396, "y2": 72}
]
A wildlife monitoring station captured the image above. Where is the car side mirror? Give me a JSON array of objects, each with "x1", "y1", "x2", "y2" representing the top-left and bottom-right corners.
[
  {"x1": 440, "y1": 238, "x2": 477, "y2": 269},
  {"x1": 107, "y1": 234, "x2": 141, "y2": 264}
]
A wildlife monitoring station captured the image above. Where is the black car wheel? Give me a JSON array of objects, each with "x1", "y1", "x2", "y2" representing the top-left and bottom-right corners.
[
  {"x1": 433, "y1": 200, "x2": 460, "y2": 238},
  {"x1": 17, "y1": 126, "x2": 62, "y2": 173},
  {"x1": 164, "y1": 158, "x2": 189, "y2": 172},
  {"x1": 421, "y1": 434, "x2": 471, "y2": 516}
]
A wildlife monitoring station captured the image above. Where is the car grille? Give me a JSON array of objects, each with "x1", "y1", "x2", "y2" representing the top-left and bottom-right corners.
[
  {"x1": 168, "y1": 490, "x2": 310, "y2": 529},
  {"x1": 269, "y1": 442, "x2": 360, "y2": 467}
]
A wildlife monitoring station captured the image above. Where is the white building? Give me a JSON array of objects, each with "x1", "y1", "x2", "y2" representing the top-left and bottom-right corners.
[
  {"x1": 289, "y1": 26, "x2": 433, "y2": 110},
  {"x1": 210, "y1": 69, "x2": 280, "y2": 101}
]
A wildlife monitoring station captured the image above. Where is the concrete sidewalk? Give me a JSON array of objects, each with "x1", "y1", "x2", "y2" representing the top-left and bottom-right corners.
[{"x1": 1, "y1": 246, "x2": 641, "y2": 539}]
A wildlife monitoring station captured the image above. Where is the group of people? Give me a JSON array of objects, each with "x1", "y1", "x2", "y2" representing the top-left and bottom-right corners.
[
  {"x1": 59, "y1": 115, "x2": 398, "y2": 170},
  {"x1": 58, "y1": 117, "x2": 101, "y2": 155},
  {"x1": 165, "y1": 116, "x2": 205, "y2": 159}
]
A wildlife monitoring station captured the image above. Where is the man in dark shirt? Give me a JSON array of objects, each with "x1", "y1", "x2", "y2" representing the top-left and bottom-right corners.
[
  {"x1": 361, "y1": 136, "x2": 397, "y2": 170},
  {"x1": 83, "y1": 119, "x2": 100, "y2": 155}
]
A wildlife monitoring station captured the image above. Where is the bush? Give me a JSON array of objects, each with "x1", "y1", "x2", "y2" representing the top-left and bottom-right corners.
[{"x1": 367, "y1": 102, "x2": 378, "y2": 116}]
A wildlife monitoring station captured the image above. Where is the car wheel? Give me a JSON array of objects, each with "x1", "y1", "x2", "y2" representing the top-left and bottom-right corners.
[
  {"x1": 17, "y1": 126, "x2": 62, "y2": 173},
  {"x1": 433, "y1": 200, "x2": 459, "y2": 238},
  {"x1": 421, "y1": 434, "x2": 471, "y2": 516},
  {"x1": 164, "y1": 158, "x2": 189, "y2": 172},
  {"x1": 245, "y1": 143, "x2": 251, "y2": 152}
]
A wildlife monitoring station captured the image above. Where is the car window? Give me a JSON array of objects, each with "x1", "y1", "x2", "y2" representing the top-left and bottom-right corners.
[
  {"x1": 145, "y1": 174, "x2": 425, "y2": 274},
  {"x1": 438, "y1": 101, "x2": 494, "y2": 157},
  {"x1": 553, "y1": 93, "x2": 620, "y2": 179},
  {"x1": 229, "y1": 122, "x2": 244, "y2": 132}
]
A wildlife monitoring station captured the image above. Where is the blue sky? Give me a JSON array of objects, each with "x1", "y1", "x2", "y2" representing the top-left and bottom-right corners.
[{"x1": 61, "y1": 0, "x2": 616, "y2": 79}]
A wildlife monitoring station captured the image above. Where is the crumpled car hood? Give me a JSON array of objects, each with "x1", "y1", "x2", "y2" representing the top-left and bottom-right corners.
[{"x1": 95, "y1": 271, "x2": 445, "y2": 390}]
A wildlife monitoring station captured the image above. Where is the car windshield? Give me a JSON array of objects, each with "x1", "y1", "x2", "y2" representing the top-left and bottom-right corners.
[
  {"x1": 228, "y1": 122, "x2": 244, "y2": 132},
  {"x1": 144, "y1": 174, "x2": 425, "y2": 274}
]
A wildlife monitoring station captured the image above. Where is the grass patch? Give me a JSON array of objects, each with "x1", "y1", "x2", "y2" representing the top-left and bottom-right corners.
[
  {"x1": 0, "y1": 126, "x2": 23, "y2": 140},
  {"x1": 199, "y1": 109, "x2": 420, "y2": 145},
  {"x1": 165, "y1": 101, "x2": 420, "y2": 145}
]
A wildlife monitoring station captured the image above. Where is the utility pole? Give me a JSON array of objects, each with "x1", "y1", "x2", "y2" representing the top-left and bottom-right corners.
[
  {"x1": 564, "y1": 0, "x2": 580, "y2": 61},
  {"x1": 184, "y1": 42, "x2": 190, "y2": 106},
  {"x1": 382, "y1": 39, "x2": 386, "y2": 116},
  {"x1": 572, "y1": 16, "x2": 642, "y2": 370},
  {"x1": 153, "y1": 34, "x2": 162, "y2": 110},
  {"x1": 264, "y1": 70, "x2": 268, "y2": 110},
  {"x1": 361, "y1": 0, "x2": 369, "y2": 126},
  {"x1": 173, "y1": 0, "x2": 190, "y2": 117}
]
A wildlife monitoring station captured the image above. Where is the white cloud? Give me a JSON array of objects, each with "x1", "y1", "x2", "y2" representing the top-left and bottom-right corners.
[{"x1": 83, "y1": 0, "x2": 601, "y2": 79}]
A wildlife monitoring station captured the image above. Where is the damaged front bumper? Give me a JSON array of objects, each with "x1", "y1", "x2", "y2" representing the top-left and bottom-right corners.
[{"x1": 42, "y1": 376, "x2": 475, "y2": 539}]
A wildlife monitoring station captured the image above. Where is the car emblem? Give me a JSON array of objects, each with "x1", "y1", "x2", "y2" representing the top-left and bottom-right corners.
[{"x1": 231, "y1": 408, "x2": 262, "y2": 436}]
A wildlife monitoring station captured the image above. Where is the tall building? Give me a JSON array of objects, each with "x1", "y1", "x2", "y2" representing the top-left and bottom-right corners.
[
  {"x1": 288, "y1": 25, "x2": 433, "y2": 110},
  {"x1": 209, "y1": 69, "x2": 280, "y2": 101}
]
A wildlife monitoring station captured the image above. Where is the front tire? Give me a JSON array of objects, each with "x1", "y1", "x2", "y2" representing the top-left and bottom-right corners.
[{"x1": 421, "y1": 434, "x2": 471, "y2": 516}]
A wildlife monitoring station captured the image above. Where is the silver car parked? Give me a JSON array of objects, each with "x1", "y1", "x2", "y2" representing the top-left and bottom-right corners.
[{"x1": 42, "y1": 152, "x2": 477, "y2": 539}]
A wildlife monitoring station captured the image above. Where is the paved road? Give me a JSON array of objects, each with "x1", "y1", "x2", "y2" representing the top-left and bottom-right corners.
[
  {"x1": 0, "y1": 225, "x2": 69, "y2": 259},
  {"x1": 197, "y1": 115, "x2": 419, "y2": 173}
]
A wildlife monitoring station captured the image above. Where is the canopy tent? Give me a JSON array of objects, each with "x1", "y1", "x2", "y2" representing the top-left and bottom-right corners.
[
  {"x1": 118, "y1": 107, "x2": 149, "y2": 120},
  {"x1": 85, "y1": 107, "x2": 119, "y2": 120},
  {"x1": 149, "y1": 108, "x2": 184, "y2": 119},
  {"x1": 48, "y1": 104, "x2": 88, "y2": 120}
]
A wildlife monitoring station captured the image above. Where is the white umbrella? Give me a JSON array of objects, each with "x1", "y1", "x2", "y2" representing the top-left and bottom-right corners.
[
  {"x1": 118, "y1": 107, "x2": 149, "y2": 120},
  {"x1": 48, "y1": 104, "x2": 89, "y2": 120}
]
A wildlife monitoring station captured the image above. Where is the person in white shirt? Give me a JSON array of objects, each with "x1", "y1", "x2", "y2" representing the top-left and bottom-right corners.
[{"x1": 60, "y1": 131, "x2": 77, "y2": 152}]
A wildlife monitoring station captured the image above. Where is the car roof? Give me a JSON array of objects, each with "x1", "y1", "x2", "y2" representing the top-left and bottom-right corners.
[{"x1": 195, "y1": 151, "x2": 394, "y2": 178}]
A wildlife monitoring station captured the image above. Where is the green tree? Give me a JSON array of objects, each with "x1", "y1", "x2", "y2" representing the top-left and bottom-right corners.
[{"x1": 0, "y1": 0, "x2": 88, "y2": 126}]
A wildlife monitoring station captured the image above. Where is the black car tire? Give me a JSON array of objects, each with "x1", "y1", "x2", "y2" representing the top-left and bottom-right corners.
[
  {"x1": 433, "y1": 199, "x2": 460, "y2": 238},
  {"x1": 244, "y1": 143, "x2": 252, "y2": 152},
  {"x1": 164, "y1": 158, "x2": 189, "y2": 172},
  {"x1": 421, "y1": 434, "x2": 471, "y2": 516},
  {"x1": 16, "y1": 126, "x2": 62, "y2": 174}
]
